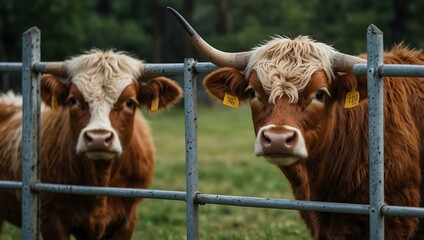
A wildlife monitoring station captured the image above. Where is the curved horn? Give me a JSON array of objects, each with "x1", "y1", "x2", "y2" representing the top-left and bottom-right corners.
[
  {"x1": 43, "y1": 62, "x2": 68, "y2": 77},
  {"x1": 168, "y1": 7, "x2": 250, "y2": 71},
  {"x1": 332, "y1": 52, "x2": 367, "y2": 72}
]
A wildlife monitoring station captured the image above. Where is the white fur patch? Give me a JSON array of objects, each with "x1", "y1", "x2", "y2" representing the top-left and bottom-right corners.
[
  {"x1": 0, "y1": 91, "x2": 49, "y2": 177},
  {"x1": 264, "y1": 156, "x2": 300, "y2": 166},
  {"x1": 0, "y1": 91, "x2": 22, "y2": 122},
  {"x1": 254, "y1": 124, "x2": 307, "y2": 166},
  {"x1": 0, "y1": 91, "x2": 22, "y2": 106},
  {"x1": 0, "y1": 91, "x2": 47, "y2": 114},
  {"x1": 254, "y1": 124, "x2": 277, "y2": 156}
]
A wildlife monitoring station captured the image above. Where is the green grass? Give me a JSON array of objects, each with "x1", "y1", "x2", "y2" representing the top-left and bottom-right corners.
[
  {"x1": 137, "y1": 104, "x2": 310, "y2": 239},
  {"x1": 0, "y1": 104, "x2": 310, "y2": 240}
]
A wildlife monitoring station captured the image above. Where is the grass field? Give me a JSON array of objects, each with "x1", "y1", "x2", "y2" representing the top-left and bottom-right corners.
[{"x1": 0, "y1": 104, "x2": 310, "y2": 240}]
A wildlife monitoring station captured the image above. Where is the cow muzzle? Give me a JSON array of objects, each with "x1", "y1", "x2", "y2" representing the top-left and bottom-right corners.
[
  {"x1": 78, "y1": 129, "x2": 122, "y2": 160},
  {"x1": 254, "y1": 125, "x2": 308, "y2": 166}
]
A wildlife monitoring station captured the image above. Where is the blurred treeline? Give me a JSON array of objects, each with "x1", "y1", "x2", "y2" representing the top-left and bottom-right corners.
[{"x1": 1, "y1": 0, "x2": 423, "y2": 92}]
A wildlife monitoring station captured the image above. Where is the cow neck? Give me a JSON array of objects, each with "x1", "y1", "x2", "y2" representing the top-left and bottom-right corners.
[
  {"x1": 93, "y1": 160, "x2": 113, "y2": 186},
  {"x1": 306, "y1": 101, "x2": 369, "y2": 202},
  {"x1": 79, "y1": 157, "x2": 113, "y2": 187},
  {"x1": 279, "y1": 163, "x2": 311, "y2": 201}
]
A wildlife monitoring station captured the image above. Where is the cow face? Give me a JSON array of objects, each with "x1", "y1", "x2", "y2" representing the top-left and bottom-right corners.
[
  {"x1": 203, "y1": 66, "x2": 334, "y2": 166},
  {"x1": 203, "y1": 67, "x2": 333, "y2": 166},
  {"x1": 203, "y1": 65, "x2": 367, "y2": 167},
  {"x1": 40, "y1": 51, "x2": 182, "y2": 161},
  {"x1": 201, "y1": 37, "x2": 367, "y2": 166}
]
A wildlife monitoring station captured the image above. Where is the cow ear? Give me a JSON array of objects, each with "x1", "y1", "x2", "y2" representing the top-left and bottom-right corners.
[
  {"x1": 203, "y1": 67, "x2": 249, "y2": 101},
  {"x1": 331, "y1": 73, "x2": 367, "y2": 103},
  {"x1": 40, "y1": 74, "x2": 70, "y2": 108},
  {"x1": 138, "y1": 76, "x2": 183, "y2": 111}
]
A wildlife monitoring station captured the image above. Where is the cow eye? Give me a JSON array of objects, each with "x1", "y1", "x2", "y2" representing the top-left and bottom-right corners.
[
  {"x1": 67, "y1": 96, "x2": 78, "y2": 106},
  {"x1": 314, "y1": 90, "x2": 326, "y2": 101},
  {"x1": 246, "y1": 88, "x2": 256, "y2": 98},
  {"x1": 126, "y1": 99, "x2": 134, "y2": 108}
]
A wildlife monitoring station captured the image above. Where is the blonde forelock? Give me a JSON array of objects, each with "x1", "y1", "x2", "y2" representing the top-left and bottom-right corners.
[
  {"x1": 65, "y1": 49, "x2": 144, "y2": 83},
  {"x1": 245, "y1": 36, "x2": 335, "y2": 103},
  {"x1": 62, "y1": 49, "x2": 145, "y2": 107}
]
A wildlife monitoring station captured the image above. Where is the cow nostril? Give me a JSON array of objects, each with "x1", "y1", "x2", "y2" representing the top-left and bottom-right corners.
[
  {"x1": 285, "y1": 132, "x2": 296, "y2": 146},
  {"x1": 84, "y1": 132, "x2": 93, "y2": 143},
  {"x1": 261, "y1": 130, "x2": 272, "y2": 146},
  {"x1": 105, "y1": 132, "x2": 113, "y2": 145}
]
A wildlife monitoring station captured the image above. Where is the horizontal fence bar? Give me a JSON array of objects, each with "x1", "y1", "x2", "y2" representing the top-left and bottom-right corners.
[
  {"x1": 378, "y1": 64, "x2": 424, "y2": 77},
  {"x1": 4, "y1": 62, "x2": 424, "y2": 78},
  {"x1": 353, "y1": 63, "x2": 424, "y2": 77},
  {"x1": 0, "y1": 62, "x2": 219, "y2": 75},
  {"x1": 142, "y1": 63, "x2": 185, "y2": 75},
  {"x1": 382, "y1": 205, "x2": 424, "y2": 218},
  {"x1": 353, "y1": 63, "x2": 368, "y2": 75},
  {"x1": 33, "y1": 183, "x2": 187, "y2": 201},
  {"x1": 143, "y1": 62, "x2": 218, "y2": 75},
  {"x1": 3, "y1": 181, "x2": 424, "y2": 218},
  {"x1": 0, "y1": 180, "x2": 22, "y2": 190},
  {"x1": 0, "y1": 62, "x2": 22, "y2": 73},
  {"x1": 197, "y1": 193, "x2": 369, "y2": 215}
]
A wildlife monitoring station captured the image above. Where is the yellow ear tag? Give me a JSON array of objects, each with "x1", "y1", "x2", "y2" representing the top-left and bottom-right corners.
[
  {"x1": 344, "y1": 88, "x2": 360, "y2": 108},
  {"x1": 223, "y1": 92, "x2": 239, "y2": 109},
  {"x1": 150, "y1": 97, "x2": 159, "y2": 112},
  {"x1": 51, "y1": 95, "x2": 59, "y2": 112}
]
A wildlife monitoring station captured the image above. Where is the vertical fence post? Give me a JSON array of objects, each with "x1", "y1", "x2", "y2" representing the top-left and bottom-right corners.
[
  {"x1": 184, "y1": 58, "x2": 199, "y2": 240},
  {"x1": 22, "y1": 27, "x2": 41, "y2": 239},
  {"x1": 367, "y1": 24, "x2": 384, "y2": 240}
]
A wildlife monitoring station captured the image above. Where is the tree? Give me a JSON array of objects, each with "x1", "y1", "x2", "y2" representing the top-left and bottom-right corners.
[{"x1": 1, "y1": 0, "x2": 423, "y2": 92}]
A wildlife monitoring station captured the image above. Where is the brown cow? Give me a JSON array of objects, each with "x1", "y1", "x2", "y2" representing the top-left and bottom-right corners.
[
  {"x1": 170, "y1": 8, "x2": 424, "y2": 240},
  {"x1": 0, "y1": 50, "x2": 182, "y2": 239}
]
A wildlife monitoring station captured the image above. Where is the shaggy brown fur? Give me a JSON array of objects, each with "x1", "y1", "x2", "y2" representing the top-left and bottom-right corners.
[
  {"x1": 203, "y1": 44, "x2": 424, "y2": 239},
  {"x1": 0, "y1": 51, "x2": 182, "y2": 239}
]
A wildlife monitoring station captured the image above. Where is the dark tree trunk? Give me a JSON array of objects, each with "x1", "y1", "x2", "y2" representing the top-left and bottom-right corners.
[
  {"x1": 214, "y1": 0, "x2": 232, "y2": 35},
  {"x1": 97, "y1": 0, "x2": 110, "y2": 15},
  {"x1": 392, "y1": 0, "x2": 408, "y2": 43},
  {"x1": 0, "y1": 38, "x2": 10, "y2": 92},
  {"x1": 153, "y1": 0, "x2": 164, "y2": 62}
]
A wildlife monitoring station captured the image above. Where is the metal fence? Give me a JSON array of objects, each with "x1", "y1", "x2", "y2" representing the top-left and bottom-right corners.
[{"x1": 1, "y1": 25, "x2": 424, "y2": 240}]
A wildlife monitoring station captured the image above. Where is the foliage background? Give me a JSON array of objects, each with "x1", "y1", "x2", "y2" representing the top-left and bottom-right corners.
[{"x1": 1, "y1": 0, "x2": 424, "y2": 92}]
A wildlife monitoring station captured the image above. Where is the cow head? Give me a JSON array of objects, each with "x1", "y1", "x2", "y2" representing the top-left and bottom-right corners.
[
  {"x1": 40, "y1": 50, "x2": 182, "y2": 161},
  {"x1": 170, "y1": 8, "x2": 367, "y2": 166}
]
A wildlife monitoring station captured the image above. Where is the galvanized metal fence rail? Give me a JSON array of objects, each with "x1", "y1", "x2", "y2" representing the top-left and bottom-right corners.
[{"x1": 0, "y1": 25, "x2": 424, "y2": 240}]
